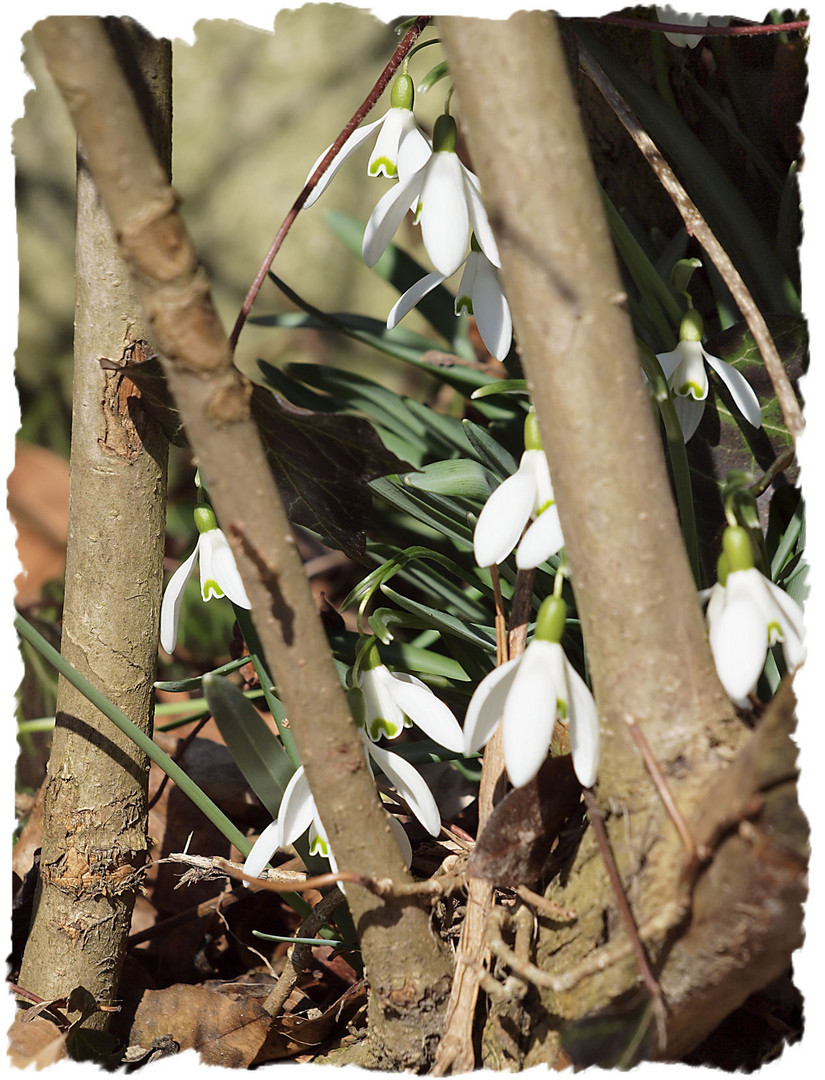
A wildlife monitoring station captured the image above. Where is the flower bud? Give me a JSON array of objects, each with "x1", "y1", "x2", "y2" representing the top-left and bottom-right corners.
[
  {"x1": 721, "y1": 525, "x2": 755, "y2": 574},
  {"x1": 433, "y1": 112, "x2": 457, "y2": 153},
  {"x1": 524, "y1": 409, "x2": 544, "y2": 452},
  {"x1": 391, "y1": 72, "x2": 415, "y2": 111},
  {"x1": 193, "y1": 505, "x2": 218, "y2": 534},
  {"x1": 679, "y1": 308, "x2": 704, "y2": 343},
  {"x1": 535, "y1": 594, "x2": 567, "y2": 644}
]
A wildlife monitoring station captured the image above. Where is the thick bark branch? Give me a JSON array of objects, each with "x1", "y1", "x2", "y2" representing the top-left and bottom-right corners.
[
  {"x1": 18, "y1": 20, "x2": 171, "y2": 1028},
  {"x1": 440, "y1": 12, "x2": 736, "y2": 794},
  {"x1": 32, "y1": 16, "x2": 451, "y2": 1062}
]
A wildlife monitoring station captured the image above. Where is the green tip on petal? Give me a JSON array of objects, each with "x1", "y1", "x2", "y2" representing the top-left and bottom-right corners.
[
  {"x1": 201, "y1": 577, "x2": 224, "y2": 601},
  {"x1": 524, "y1": 409, "x2": 543, "y2": 451},
  {"x1": 679, "y1": 309, "x2": 704, "y2": 343},
  {"x1": 535, "y1": 595, "x2": 567, "y2": 643},
  {"x1": 722, "y1": 525, "x2": 755, "y2": 573},
  {"x1": 369, "y1": 157, "x2": 397, "y2": 178},
  {"x1": 369, "y1": 714, "x2": 402, "y2": 741},
  {"x1": 433, "y1": 112, "x2": 457, "y2": 153},
  {"x1": 194, "y1": 505, "x2": 218, "y2": 534},
  {"x1": 391, "y1": 72, "x2": 415, "y2": 111}
]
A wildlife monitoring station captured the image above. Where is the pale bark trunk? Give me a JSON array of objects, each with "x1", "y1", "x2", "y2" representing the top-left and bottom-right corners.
[
  {"x1": 31, "y1": 16, "x2": 452, "y2": 1065},
  {"x1": 18, "y1": 19, "x2": 171, "y2": 1032},
  {"x1": 441, "y1": 12, "x2": 805, "y2": 1063}
]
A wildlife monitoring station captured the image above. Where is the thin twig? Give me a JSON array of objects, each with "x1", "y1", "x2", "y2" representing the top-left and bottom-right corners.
[
  {"x1": 622, "y1": 714, "x2": 708, "y2": 869},
  {"x1": 582, "y1": 789, "x2": 667, "y2": 1048},
  {"x1": 228, "y1": 15, "x2": 432, "y2": 353},
  {"x1": 588, "y1": 14, "x2": 809, "y2": 39},
  {"x1": 490, "y1": 564, "x2": 508, "y2": 666},
  {"x1": 578, "y1": 46, "x2": 804, "y2": 441},
  {"x1": 263, "y1": 890, "x2": 346, "y2": 1016}
]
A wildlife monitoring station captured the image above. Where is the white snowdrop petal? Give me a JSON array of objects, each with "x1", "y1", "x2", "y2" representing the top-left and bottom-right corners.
[
  {"x1": 564, "y1": 660, "x2": 600, "y2": 788},
  {"x1": 242, "y1": 819, "x2": 283, "y2": 883},
  {"x1": 367, "y1": 742, "x2": 442, "y2": 836},
  {"x1": 387, "y1": 812, "x2": 413, "y2": 867},
  {"x1": 387, "y1": 269, "x2": 447, "y2": 329},
  {"x1": 708, "y1": 595, "x2": 768, "y2": 703},
  {"x1": 360, "y1": 666, "x2": 406, "y2": 740},
  {"x1": 419, "y1": 153, "x2": 470, "y2": 277},
  {"x1": 672, "y1": 393, "x2": 705, "y2": 443},
  {"x1": 206, "y1": 532, "x2": 251, "y2": 608},
  {"x1": 502, "y1": 641, "x2": 561, "y2": 787},
  {"x1": 470, "y1": 255, "x2": 512, "y2": 360},
  {"x1": 463, "y1": 170, "x2": 501, "y2": 267},
  {"x1": 302, "y1": 117, "x2": 384, "y2": 208},
  {"x1": 159, "y1": 545, "x2": 199, "y2": 654},
  {"x1": 516, "y1": 504, "x2": 564, "y2": 569},
  {"x1": 704, "y1": 353, "x2": 763, "y2": 429},
  {"x1": 277, "y1": 767, "x2": 316, "y2": 848},
  {"x1": 363, "y1": 166, "x2": 426, "y2": 267},
  {"x1": 463, "y1": 656, "x2": 522, "y2": 755},
  {"x1": 385, "y1": 672, "x2": 465, "y2": 753},
  {"x1": 473, "y1": 456, "x2": 538, "y2": 567}
]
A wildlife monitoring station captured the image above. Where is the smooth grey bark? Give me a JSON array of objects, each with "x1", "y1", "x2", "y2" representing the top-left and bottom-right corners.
[
  {"x1": 441, "y1": 12, "x2": 804, "y2": 1063},
  {"x1": 31, "y1": 16, "x2": 451, "y2": 1067},
  {"x1": 17, "y1": 20, "x2": 171, "y2": 1032}
]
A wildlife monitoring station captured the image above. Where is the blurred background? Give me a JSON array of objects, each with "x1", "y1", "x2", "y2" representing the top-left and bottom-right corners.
[{"x1": 12, "y1": 7, "x2": 447, "y2": 608}]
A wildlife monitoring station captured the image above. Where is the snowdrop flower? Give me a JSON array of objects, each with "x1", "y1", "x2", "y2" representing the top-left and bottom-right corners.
[
  {"x1": 242, "y1": 735, "x2": 442, "y2": 883},
  {"x1": 357, "y1": 638, "x2": 464, "y2": 753},
  {"x1": 387, "y1": 236, "x2": 513, "y2": 361},
  {"x1": 363, "y1": 111, "x2": 500, "y2": 278},
  {"x1": 706, "y1": 525, "x2": 806, "y2": 706},
  {"x1": 464, "y1": 595, "x2": 600, "y2": 788},
  {"x1": 302, "y1": 72, "x2": 431, "y2": 209},
  {"x1": 656, "y1": 310, "x2": 762, "y2": 443},
  {"x1": 160, "y1": 505, "x2": 250, "y2": 653},
  {"x1": 473, "y1": 410, "x2": 564, "y2": 570}
]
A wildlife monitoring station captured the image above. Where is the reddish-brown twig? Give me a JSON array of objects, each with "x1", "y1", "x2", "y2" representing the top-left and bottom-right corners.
[{"x1": 228, "y1": 15, "x2": 432, "y2": 354}]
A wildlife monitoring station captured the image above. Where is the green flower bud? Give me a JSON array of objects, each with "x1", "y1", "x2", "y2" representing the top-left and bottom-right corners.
[
  {"x1": 193, "y1": 505, "x2": 218, "y2": 534},
  {"x1": 721, "y1": 525, "x2": 755, "y2": 574},
  {"x1": 679, "y1": 309, "x2": 704, "y2": 343},
  {"x1": 360, "y1": 637, "x2": 382, "y2": 671},
  {"x1": 535, "y1": 594, "x2": 567, "y2": 644},
  {"x1": 347, "y1": 685, "x2": 366, "y2": 729},
  {"x1": 716, "y1": 550, "x2": 730, "y2": 587},
  {"x1": 433, "y1": 112, "x2": 457, "y2": 153},
  {"x1": 391, "y1": 72, "x2": 415, "y2": 111},
  {"x1": 524, "y1": 409, "x2": 543, "y2": 452}
]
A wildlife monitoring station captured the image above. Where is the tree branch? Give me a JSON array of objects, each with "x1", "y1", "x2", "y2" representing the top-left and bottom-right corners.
[{"x1": 32, "y1": 15, "x2": 451, "y2": 1062}]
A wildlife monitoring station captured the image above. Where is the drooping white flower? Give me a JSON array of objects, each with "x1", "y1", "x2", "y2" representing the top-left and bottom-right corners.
[
  {"x1": 363, "y1": 111, "x2": 500, "y2": 278},
  {"x1": 387, "y1": 238, "x2": 512, "y2": 361},
  {"x1": 160, "y1": 505, "x2": 251, "y2": 654},
  {"x1": 357, "y1": 638, "x2": 465, "y2": 753},
  {"x1": 473, "y1": 410, "x2": 563, "y2": 570},
  {"x1": 656, "y1": 310, "x2": 762, "y2": 443},
  {"x1": 464, "y1": 595, "x2": 600, "y2": 789},
  {"x1": 706, "y1": 525, "x2": 806, "y2": 706},
  {"x1": 241, "y1": 734, "x2": 440, "y2": 882},
  {"x1": 302, "y1": 71, "x2": 431, "y2": 209}
]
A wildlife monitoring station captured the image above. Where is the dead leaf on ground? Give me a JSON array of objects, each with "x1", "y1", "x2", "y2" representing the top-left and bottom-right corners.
[
  {"x1": 129, "y1": 984, "x2": 272, "y2": 1068},
  {"x1": 7, "y1": 1015, "x2": 68, "y2": 1069}
]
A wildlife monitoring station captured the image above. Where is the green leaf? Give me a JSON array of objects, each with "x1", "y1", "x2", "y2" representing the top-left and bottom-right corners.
[
  {"x1": 379, "y1": 584, "x2": 497, "y2": 651},
  {"x1": 461, "y1": 419, "x2": 519, "y2": 478},
  {"x1": 403, "y1": 459, "x2": 493, "y2": 501},
  {"x1": 202, "y1": 673, "x2": 294, "y2": 818},
  {"x1": 323, "y1": 208, "x2": 466, "y2": 350}
]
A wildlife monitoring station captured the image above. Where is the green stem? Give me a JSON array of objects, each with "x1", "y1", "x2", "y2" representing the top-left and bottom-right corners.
[{"x1": 15, "y1": 612, "x2": 251, "y2": 855}]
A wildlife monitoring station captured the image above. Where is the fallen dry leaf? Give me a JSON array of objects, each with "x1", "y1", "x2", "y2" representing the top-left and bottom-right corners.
[
  {"x1": 129, "y1": 984, "x2": 271, "y2": 1068},
  {"x1": 7, "y1": 1015, "x2": 67, "y2": 1069}
]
